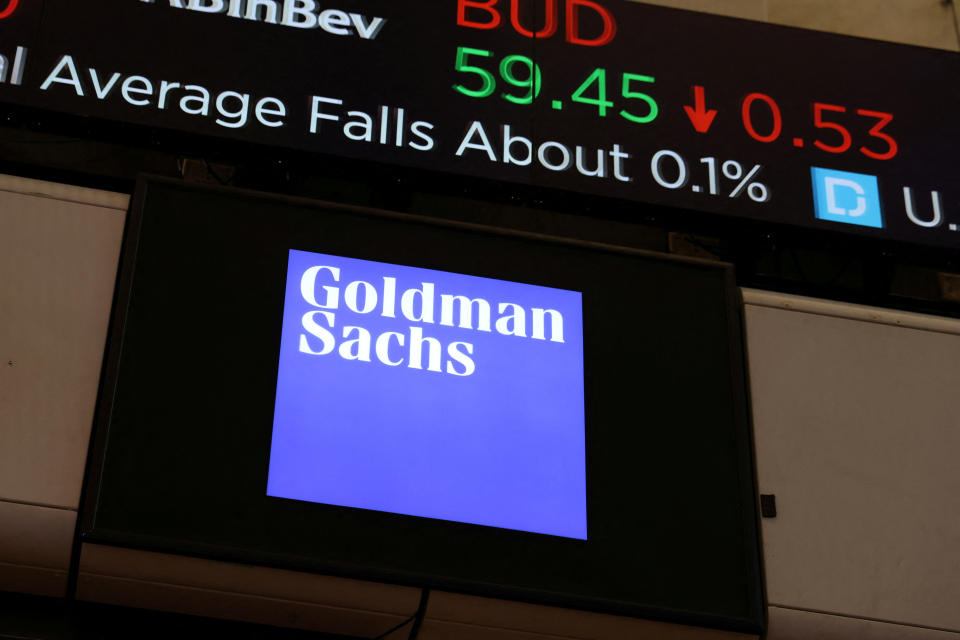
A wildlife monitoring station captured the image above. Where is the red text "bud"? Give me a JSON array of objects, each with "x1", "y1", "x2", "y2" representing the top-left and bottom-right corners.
[{"x1": 457, "y1": 0, "x2": 617, "y2": 47}]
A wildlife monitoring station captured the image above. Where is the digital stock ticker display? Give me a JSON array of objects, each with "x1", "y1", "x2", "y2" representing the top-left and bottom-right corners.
[{"x1": 1, "y1": 0, "x2": 958, "y2": 246}]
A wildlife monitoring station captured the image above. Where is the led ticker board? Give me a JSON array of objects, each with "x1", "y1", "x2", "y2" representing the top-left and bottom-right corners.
[{"x1": 1, "y1": 1, "x2": 958, "y2": 247}]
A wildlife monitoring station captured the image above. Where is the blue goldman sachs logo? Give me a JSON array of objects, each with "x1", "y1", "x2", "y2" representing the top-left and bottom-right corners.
[
  {"x1": 267, "y1": 249, "x2": 588, "y2": 540},
  {"x1": 812, "y1": 167, "x2": 884, "y2": 229}
]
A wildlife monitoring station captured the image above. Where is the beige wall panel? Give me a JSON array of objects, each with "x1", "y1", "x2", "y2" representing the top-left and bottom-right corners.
[
  {"x1": 0, "y1": 175, "x2": 129, "y2": 211},
  {"x1": 77, "y1": 544, "x2": 421, "y2": 635},
  {"x1": 745, "y1": 295, "x2": 960, "y2": 632},
  {"x1": 0, "y1": 501, "x2": 76, "y2": 569},
  {"x1": 420, "y1": 620, "x2": 758, "y2": 640},
  {"x1": 627, "y1": 0, "x2": 766, "y2": 21},
  {"x1": 0, "y1": 561, "x2": 67, "y2": 598},
  {"x1": 768, "y1": 606, "x2": 960, "y2": 640},
  {"x1": 77, "y1": 574, "x2": 414, "y2": 637},
  {"x1": 767, "y1": 0, "x2": 960, "y2": 50},
  {"x1": 0, "y1": 185, "x2": 127, "y2": 508},
  {"x1": 425, "y1": 592, "x2": 757, "y2": 640},
  {"x1": 0, "y1": 500, "x2": 76, "y2": 597},
  {"x1": 78, "y1": 544, "x2": 420, "y2": 615}
]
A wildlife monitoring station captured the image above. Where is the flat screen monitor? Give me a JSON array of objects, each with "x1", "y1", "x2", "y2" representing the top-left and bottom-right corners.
[{"x1": 84, "y1": 177, "x2": 763, "y2": 634}]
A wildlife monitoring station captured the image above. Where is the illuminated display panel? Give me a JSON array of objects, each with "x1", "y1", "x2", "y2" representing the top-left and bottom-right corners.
[
  {"x1": 85, "y1": 178, "x2": 762, "y2": 633},
  {"x1": 268, "y1": 250, "x2": 587, "y2": 539},
  {"x1": 1, "y1": 1, "x2": 958, "y2": 247}
]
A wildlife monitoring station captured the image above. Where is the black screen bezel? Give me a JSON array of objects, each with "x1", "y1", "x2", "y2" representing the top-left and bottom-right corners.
[{"x1": 81, "y1": 176, "x2": 765, "y2": 634}]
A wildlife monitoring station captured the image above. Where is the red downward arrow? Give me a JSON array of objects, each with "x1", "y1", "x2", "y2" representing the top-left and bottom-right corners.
[{"x1": 684, "y1": 86, "x2": 718, "y2": 133}]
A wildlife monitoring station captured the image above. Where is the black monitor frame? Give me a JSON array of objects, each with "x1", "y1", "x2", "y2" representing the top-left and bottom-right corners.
[{"x1": 81, "y1": 176, "x2": 765, "y2": 635}]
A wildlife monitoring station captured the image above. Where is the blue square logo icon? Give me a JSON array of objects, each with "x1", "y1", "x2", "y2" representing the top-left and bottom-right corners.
[
  {"x1": 267, "y1": 249, "x2": 588, "y2": 540},
  {"x1": 811, "y1": 167, "x2": 884, "y2": 229}
]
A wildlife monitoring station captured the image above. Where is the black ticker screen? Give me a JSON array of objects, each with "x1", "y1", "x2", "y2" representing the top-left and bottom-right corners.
[{"x1": 1, "y1": 0, "x2": 958, "y2": 246}]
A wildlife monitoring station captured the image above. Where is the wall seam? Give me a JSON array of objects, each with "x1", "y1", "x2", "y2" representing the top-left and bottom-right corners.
[
  {"x1": 76, "y1": 572, "x2": 419, "y2": 618},
  {"x1": 742, "y1": 289, "x2": 960, "y2": 336},
  {"x1": 770, "y1": 604, "x2": 960, "y2": 635},
  {"x1": 0, "y1": 174, "x2": 129, "y2": 210},
  {"x1": 0, "y1": 497, "x2": 77, "y2": 512}
]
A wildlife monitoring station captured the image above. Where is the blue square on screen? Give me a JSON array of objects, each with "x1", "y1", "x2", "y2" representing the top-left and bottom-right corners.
[
  {"x1": 267, "y1": 249, "x2": 587, "y2": 540},
  {"x1": 812, "y1": 167, "x2": 884, "y2": 229}
]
